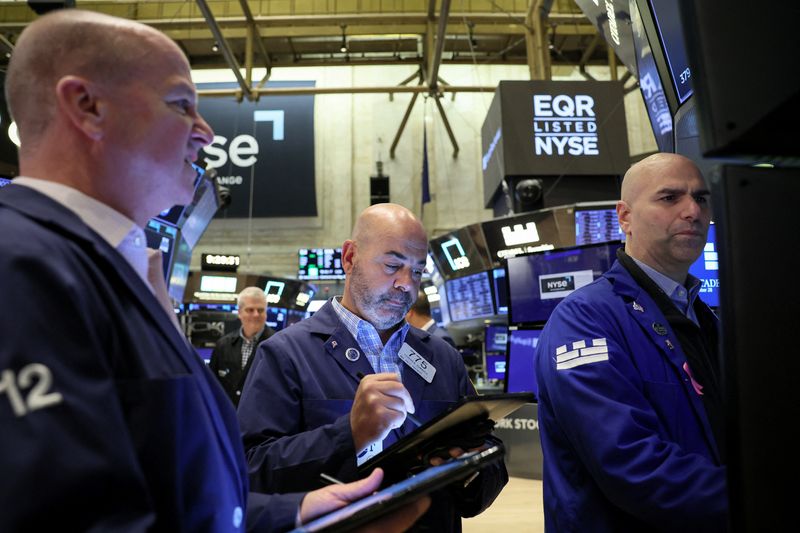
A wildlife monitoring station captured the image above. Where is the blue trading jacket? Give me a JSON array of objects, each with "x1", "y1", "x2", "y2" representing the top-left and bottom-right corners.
[{"x1": 535, "y1": 260, "x2": 727, "y2": 533}]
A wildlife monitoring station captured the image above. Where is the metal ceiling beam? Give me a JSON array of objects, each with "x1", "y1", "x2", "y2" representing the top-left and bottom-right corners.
[
  {"x1": 238, "y1": 0, "x2": 272, "y2": 75},
  {"x1": 197, "y1": 85, "x2": 496, "y2": 98},
  {"x1": 427, "y1": 0, "x2": 452, "y2": 93},
  {"x1": 194, "y1": 0, "x2": 251, "y2": 100}
]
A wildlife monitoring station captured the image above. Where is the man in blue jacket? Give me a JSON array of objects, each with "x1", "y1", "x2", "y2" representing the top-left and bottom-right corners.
[
  {"x1": 535, "y1": 153, "x2": 728, "y2": 532},
  {"x1": 0, "y1": 9, "x2": 428, "y2": 532},
  {"x1": 239, "y1": 203, "x2": 508, "y2": 531}
]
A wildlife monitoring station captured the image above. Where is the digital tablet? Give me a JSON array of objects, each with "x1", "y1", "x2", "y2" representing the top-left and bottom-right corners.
[
  {"x1": 358, "y1": 392, "x2": 534, "y2": 484},
  {"x1": 289, "y1": 444, "x2": 504, "y2": 533}
]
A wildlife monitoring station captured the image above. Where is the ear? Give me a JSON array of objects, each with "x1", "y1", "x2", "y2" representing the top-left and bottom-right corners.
[
  {"x1": 616, "y1": 200, "x2": 631, "y2": 236},
  {"x1": 54, "y1": 76, "x2": 106, "y2": 141},
  {"x1": 341, "y1": 240, "x2": 357, "y2": 274}
]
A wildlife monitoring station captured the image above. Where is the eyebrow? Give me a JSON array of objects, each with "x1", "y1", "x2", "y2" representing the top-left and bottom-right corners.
[
  {"x1": 384, "y1": 251, "x2": 427, "y2": 266},
  {"x1": 655, "y1": 187, "x2": 711, "y2": 196}
]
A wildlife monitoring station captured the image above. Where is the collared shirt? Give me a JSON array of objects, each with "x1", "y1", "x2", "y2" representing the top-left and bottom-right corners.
[
  {"x1": 632, "y1": 256, "x2": 702, "y2": 325},
  {"x1": 331, "y1": 296, "x2": 409, "y2": 377},
  {"x1": 239, "y1": 326, "x2": 265, "y2": 369},
  {"x1": 13, "y1": 177, "x2": 150, "y2": 289},
  {"x1": 421, "y1": 318, "x2": 436, "y2": 332}
]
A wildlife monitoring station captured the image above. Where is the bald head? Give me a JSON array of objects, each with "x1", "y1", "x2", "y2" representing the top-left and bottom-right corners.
[
  {"x1": 351, "y1": 203, "x2": 428, "y2": 249},
  {"x1": 6, "y1": 9, "x2": 179, "y2": 147},
  {"x1": 620, "y1": 152, "x2": 701, "y2": 207}
]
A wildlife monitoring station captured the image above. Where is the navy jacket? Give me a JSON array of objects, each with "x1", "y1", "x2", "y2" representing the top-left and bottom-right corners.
[
  {"x1": 535, "y1": 260, "x2": 727, "y2": 532},
  {"x1": 238, "y1": 300, "x2": 508, "y2": 532},
  {"x1": 0, "y1": 185, "x2": 301, "y2": 532},
  {"x1": 210, "y1": 327, "x2": 273, "y2": 406}
]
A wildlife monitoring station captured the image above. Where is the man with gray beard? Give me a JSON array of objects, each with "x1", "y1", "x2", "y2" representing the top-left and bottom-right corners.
[{"x1": 238, "y1": 203, "x2": 508, "y2": 532}]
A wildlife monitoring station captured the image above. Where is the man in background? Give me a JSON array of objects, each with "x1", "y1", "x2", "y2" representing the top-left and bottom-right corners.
[
  {"x1": 0, "y1": 10, "x2": 428, "y2": 532},
  {"x1": 406, "y1": 289, "x2": 456, "y2": 347},
  {"x1": 535, "y1": 153, "x2": 727, "y2": 532},
  {"x1": 210, "y1": 286, "x2": 274, "y2": 406},
  {"x1": 239, "y1": 203, "x2": 507, "y2": 532}
]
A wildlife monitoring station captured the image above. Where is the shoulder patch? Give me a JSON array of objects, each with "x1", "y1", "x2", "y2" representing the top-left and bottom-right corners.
[{"x1": 555, "y1": 338, "x2": 609, "y2": 370}]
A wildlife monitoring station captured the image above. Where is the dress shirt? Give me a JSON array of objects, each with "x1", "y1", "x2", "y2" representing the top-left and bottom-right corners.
[{"x1": 632, "y1": 256, "x2": 702, "y2": 325}]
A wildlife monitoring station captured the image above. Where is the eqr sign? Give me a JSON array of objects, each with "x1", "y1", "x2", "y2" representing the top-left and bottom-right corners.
[{"x1": 532, "y1": 94, "x2": 599, "y2": 156}]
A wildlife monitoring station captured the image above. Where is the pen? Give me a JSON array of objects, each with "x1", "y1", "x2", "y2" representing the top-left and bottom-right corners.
[
  {"x1": 356, "y1": 371, "x2": 423, "y2": 428},
  {"x1": 320, "y1": 472, "x2": 345, "y2": 485}
]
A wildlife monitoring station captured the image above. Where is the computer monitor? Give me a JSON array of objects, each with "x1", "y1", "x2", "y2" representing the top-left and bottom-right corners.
[
  {"x1": 144, "y1": 219, "x2": 178, "y2": 281},
  {"x1": 485, "y1": 353, "x2": 506, "y2": 381},
  {"x1": 199, "y1": 274, "x2": 238, "y2": 293},
  {"x1": 195, "y1": 346, "x2": 214, "y2": 365},
  {"x1": 574, "y1": 203, "x2": 625, "y2": 246},
  {"x1": 429, "y1": 224, "x2": 492, "y2": 279},
  {"x1": 507, "y1": 241, "x2": 623, "y2": 325},
  {"x1": 505, "y1": 327, "x2": 543, "y2": 396},
  {"x1": 266, "y1": 307, "x2": 287, "y2": 330},
  {"x1": 485, "y1": 324, "x2": 508, "y2": 353},
  {"x1": 298, "y1": 248, "x2": 346, "y2": 280},
  {"x1": 445, "y1": 271, "x2": 495, "y2": 322},
  {"x1": 491, "y1": 267, "x2": 508, "y2": 315},
  {"x1": 688, "y1": 222, "x2": 719, "y2": 308}
]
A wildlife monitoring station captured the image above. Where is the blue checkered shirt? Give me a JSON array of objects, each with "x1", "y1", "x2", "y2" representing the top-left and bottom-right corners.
[{"x1": 331, "y1": 297, "x2": 409, "y2": 377}]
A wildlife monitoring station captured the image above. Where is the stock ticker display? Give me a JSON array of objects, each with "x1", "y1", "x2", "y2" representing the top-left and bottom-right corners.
[{"x1": 298, "y1": 248, "x2": 345, "y2": 280}]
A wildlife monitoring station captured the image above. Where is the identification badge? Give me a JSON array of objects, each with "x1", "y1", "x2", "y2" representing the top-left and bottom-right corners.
[
  {"x1": 356, "y1": 440, "x2": 382, "y2": 466},
  {"x1": 398, "y1": 343, "x2": 436, "y2": 383}
]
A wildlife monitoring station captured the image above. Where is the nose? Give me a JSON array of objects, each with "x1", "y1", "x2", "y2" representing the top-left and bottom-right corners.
[
  {"x1": 393, "y1": 268, "x2": 415, "y2": 293},
  {"x1": 192, "y1": 112, "x2": 215, "y2": 149},
  {"x1": 682, "y1": 196, "x2": 702, "y2": 221}
]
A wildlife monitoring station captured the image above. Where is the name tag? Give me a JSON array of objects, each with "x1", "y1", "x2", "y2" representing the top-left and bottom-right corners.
[
  {"x1": 356, "y1": 440, "x2": 382, "y2": 466},
  {"x1": 398, "y1": 343, "x2": 436, "y2": 383}
]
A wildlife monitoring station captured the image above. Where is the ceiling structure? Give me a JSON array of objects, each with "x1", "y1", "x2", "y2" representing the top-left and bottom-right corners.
[
  {"x1": 0, "y1": 1, "x2": 627, "y2": 86},
  {"x1": 0, "y1": 1, "x2": 633, "y2": 157}
]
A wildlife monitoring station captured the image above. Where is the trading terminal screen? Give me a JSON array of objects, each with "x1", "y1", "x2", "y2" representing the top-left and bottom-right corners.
[
  {"x1": 575, "y1": 208, "x2": 626, "y2": 245},
  {"x1": 445, "y1": 271, "x2": 495, "y2": 322},
  {"x1": 688, "y1": 222, "x2": 719, "y2": 308},
  {"x1": 298, "y1": 248, "x2": 345, "y2": 280}
]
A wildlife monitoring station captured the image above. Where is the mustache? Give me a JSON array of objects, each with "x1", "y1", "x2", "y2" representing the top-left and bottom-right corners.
[{"x1": 379, "y1": 292, "x2": 412, "y2": 306}]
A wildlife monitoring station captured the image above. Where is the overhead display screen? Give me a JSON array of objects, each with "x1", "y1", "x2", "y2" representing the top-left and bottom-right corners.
[
  {"x1": 481, "y1": 210, "x2": 566, "y2": 265},
  {"x1": 648, "y1": 0, "x2": 694, "y2": 105},
  {"x1": 508, "y1": 241, "x2": 623, "y2": 325},
  {"x1": 485, "y1": 324, "x2": 509, "y2": 353},
  {"x1": 298, "y1": 248, "x2": 345, "y2": 280},
  {"x1": 430, "y1": 224, "x2": 492, "y2": 279},
  {"x1": 445, "y1": 271, "x2": 495, "y2": 322},
  {"x1": 491, "y1": 268, "x2": 509, "y2": 315}
]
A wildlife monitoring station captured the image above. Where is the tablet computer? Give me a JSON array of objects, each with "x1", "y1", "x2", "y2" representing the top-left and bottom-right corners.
[
  {"x1": 358, "y1": 392, "x2": 534, "y2": 484},
  {"x1": 289, "y1": 444, "x2": 504, "y2": 533}
]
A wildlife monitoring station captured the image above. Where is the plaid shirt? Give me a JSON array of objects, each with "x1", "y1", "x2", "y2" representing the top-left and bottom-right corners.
[
  {"x1": 239, "y1": 327, "x2": 264, "y2": 369},
  {"x1": 331, "y1": 297, "x2": 409, "y2": 377}
]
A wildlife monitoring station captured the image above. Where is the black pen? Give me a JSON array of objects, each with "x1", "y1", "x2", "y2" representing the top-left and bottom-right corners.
[{"x1": 356, "y1": 371, "x2": 423, "y2": 428}]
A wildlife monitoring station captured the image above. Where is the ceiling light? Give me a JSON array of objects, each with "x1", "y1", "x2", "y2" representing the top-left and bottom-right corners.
[
  {"x1": 340, "y1": 25, "x2": 348, "y2": 53},
  {"x1": 211, "y1": 42, "x2": 219, "y2": 52}
]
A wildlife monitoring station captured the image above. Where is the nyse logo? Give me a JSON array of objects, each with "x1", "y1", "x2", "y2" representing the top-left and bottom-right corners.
[
  {"x1": 541, "y1": 276, "x2": 575, "y2": 294},
  {"x1": 532, "y1": 94, "x2": 599, "y2": 156},
  {"x1": 501, "y1": 222, "x2": 540, "y2": 246},
  {"x1": 202, "y1": 110, "x2": 285, "y2": 170}
]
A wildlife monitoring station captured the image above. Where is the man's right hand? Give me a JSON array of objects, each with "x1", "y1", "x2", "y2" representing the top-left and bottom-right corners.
[{"x1": 350, "y1": 373, "x2": 415, "y2": 453}]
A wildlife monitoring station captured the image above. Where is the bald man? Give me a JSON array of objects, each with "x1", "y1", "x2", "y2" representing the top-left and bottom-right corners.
[
  {"x1": 0, "y1": 10, "x2": 430, "y2": 532},
  {"x1": 239, "y1": 203, "x2": 508, "y2": 532},
  {"x1": 534, "y1": 153, "x2": 727, "y2": 532}
]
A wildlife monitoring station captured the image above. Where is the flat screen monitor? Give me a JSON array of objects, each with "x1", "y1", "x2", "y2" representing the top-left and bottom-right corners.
[
  {"x1": 492, "y1": 267, "x2": 508, "y2": 315},
  {"x1": 505, "y1": 327, "x2": 543, "y2": 395},
  {"x1": 481, "y1": 210, "x2": 565, "y2": 266},
  {"x1": 575, "y1": 204, "x2": 625, "y2": 245},
  {"x1": 199, "y1": 274, "x2": 238, "y2": 293},
  {"x1": 507, "y1": 241, "x2": 623, "y2": 325},
  {"x1": 144, "y1": 219, "x2": 178, "y2": 281},
  {"x1": 177, "y1": 164, "x2": 220, "y2": 249},
  {"x1": 298, "y1": 248, "x2": 345, "y2": 280},
  {"x1": 445, "y1": 271, "x2": 495, "y2": 322},
  {"x1": 485, "y1": 353, "x2": 506, "y2": 381},
  {"x1": 485, "y1": 324, "x2": 508, "y2": 353},
  {"x1": 688, "y1": 222, "x2": 719, "y2": 308},
  {"x1": 0, "y1": 177, "x2": 11, "y2": 188},
  {"x1": 168, "y1": 235, "x2": 192, "y2": 302},
  {"x1": 266, "y1": 307, "x2": 287, "y2": 330}
]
